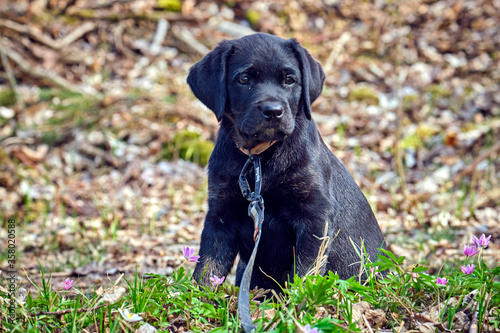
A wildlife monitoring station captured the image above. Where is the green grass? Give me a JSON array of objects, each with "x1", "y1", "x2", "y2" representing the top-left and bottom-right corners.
[{"x1": 2, "y1": 246, "x2": 499, "y2": 332}]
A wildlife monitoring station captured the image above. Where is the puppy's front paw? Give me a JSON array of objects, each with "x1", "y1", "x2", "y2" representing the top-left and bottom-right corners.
[{"x1": 193, "y1": 260, "x2": 227, "y2": 288}]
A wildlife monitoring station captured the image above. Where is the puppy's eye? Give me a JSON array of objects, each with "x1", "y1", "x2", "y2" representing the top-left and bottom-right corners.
[
  {"x1": 285, "y1": 76, "x2": 296, "y2": 85},
  {"x1": 239, "y1": 74, "x2": 250, "y2": 85}
]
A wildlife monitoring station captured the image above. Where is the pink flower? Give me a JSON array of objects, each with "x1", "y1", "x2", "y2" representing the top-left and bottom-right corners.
[
  {"x1": 411, "y1": 272, "x2": 419, "y2": 280},
  {"x1": 436, "y1": 277, "x2": 448, "y2": 285},
  {"x1": 303, "y1": 324, "x2": 320, "y2": 333},
  {"x1": 461, "y1": 264, "x2": 475, "y2": 275},
  {"x1": 463, "y1": 243, "x2": 480, "y2": 257},
  {"x1": 61, "y1": 278, "x2": 74, "y2": 290},
  {"x1": 183, "y1": 247, "x2": 200, "y2": 263},
  {"x1": 209, "y1": 275, "x2": 225, "y2": 286},
  {"x1": 472, "y1": 234, "x2": 491, "y2": 249}
]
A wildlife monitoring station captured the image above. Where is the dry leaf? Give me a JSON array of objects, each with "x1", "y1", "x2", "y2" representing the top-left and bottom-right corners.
[
  {"x1": 365, "y1": 308, "x2": 388, "y2": 327},
  {"x1": 351, "y1": 301, "x2": 372, "y2": 323},
  {"x1": 101, "y1": 286, "x2": 126, "y2": 304},
  {"x1": 136, "y1": 323, "x2": 157, "y2": 333},
  {"x1": 96, "y1": 286, "x2": 104, "y2": 296}
]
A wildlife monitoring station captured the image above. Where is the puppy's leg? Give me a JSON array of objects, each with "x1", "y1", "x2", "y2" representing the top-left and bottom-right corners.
[
  {"x1": 234, "y1": 259, "x2": 246, "y2": 286},
  {"x1": 193, "y1": 214, "x2": 239, "y2": 286},
  {"x1": 294, "y1": 221, "x2": 332, "y2": 277}
]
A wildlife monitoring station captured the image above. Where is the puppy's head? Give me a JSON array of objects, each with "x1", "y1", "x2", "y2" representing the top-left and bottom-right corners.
[{"x1": 187, "y1": 33, "x2": 325, "y2": 150}]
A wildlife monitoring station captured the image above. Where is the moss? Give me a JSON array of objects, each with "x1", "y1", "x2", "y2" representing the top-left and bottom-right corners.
[
  {"x1": 399, "y1": 134, "x2": 423, "y2": 150},
  {"x1": 157, "y1": 0, "x2": 182, "y2": 12},
  {"x1": 74, "y1": 9, "x2": 95, "y2": 18},
  {"x1": 415, "y1": 124, "x2": 440, "y2": 139},
  {"x1": 425, "y1": 84, "x2": 452, "y2": 100},
  {"x1": 403, "y1": 94, "x2": 419, "y2": 108},
  {"x1": 38, "y1": 88, "x2": 55, "y2": 101},
  {"x1": 163, "y1": 130, "x2": 214, "y2": 167},
  {"x1": 164, "y1": 95, "x2": 178, "y2": 104},
  {"x1": 246, "y1": 9, "x2": 260, "y2": 26},
  {"x1": 463, "y1": 86, "x2": 474, "y2": 97},
  {"x1": 347, "y1": 86, "x2": 379, "y2": 105},
  {"x1": 0, "y1": 89, "x2": 16, "y2": 107},
  {"x1": 41, "y1": 131, "x2": 62, "y2": 146}
]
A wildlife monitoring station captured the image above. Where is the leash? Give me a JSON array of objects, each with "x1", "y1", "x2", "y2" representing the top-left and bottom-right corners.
[{"x1": 238, "y1": 151, "x2": 264, "y2": 333}]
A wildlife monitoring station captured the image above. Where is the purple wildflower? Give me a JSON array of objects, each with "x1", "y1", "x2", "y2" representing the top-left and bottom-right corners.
[
  {"x1": 463, "y1": 243, "x2": 480, "y2": 257},
  {"x1": 209, "y1": 275, "x2": 225, "y2": 286},
  {"x1": 472, "y1": 234, "x2": 491, "y2": 249},
  {"x1": 61, "y1": 278, "x2": 74, "y2": 290},
  {"x1": 436, "y1": 277, "x2": 448, "y2": 285},
  {"x1": 303, "y1": 324, "x2": 320, "y2": 333},
  {"x1": 183, "y1": 246, "x2": 200, "y2": 263},
  {"x1": 461, "y1": 264, "x2": 475, "y2": 275}
]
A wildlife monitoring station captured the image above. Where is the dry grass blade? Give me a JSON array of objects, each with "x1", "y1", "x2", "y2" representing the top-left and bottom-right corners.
[{"x1": 306, "y1": 222, "x2": 337, "y2": 276}]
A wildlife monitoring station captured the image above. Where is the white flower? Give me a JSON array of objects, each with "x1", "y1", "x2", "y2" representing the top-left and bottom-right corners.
[{"x1": 118, "y1": 308, "x2": 143, "y2": 322}]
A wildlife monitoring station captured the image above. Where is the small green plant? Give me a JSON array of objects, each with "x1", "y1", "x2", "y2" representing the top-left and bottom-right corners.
[{"x1": 1, "y1": 241, "x2": 498, "y2": 332}]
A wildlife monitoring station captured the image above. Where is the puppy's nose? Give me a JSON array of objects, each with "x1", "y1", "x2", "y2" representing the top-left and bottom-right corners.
[{"x1": 261, "y1": 103, "x2": 284, "y2": 119}]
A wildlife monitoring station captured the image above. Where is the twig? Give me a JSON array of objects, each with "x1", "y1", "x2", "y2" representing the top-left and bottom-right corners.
[
  {"x1": 215, "y1": 20, "x2": 255, "y2": 38},
  {"x1": 0, "y1": 34, "x2": 25, "y2": 109},
  {"x1": 396, "y1": 320, "x2": 405, "y2": 333},
  {"x1": 323, "y1": 31, "x2": 350, "y2": 75},
  {"x1": 150, "y1": 18, "x2": 169, "y2": 56},
  {"x1": 0, "y1": 19, "x2": 96, "y2": 50},
  {"x1": 0, "y1": 137, "x2": 35, "y2": 147},
  {"x1": 172, "y1": 26, "x2": 209, "y2": 56},
  {"x1": 0, "y1": 38, "x2": 97, "y2": 95},
  {"x1": 451, "y1": 141, "x2": 500, "y2": 185},
  {"x1": 469, "y1": 310, "x2": 479, "y2": 333},
  {"x1": 78, "y1": 142, "x2": 121, "y2": 168},
  {"x1": 362, "y1": 314, "x2": 375, "y2": 333},
  {"x1": 53, "y1": 22, "x2": 96, "y2": 49},
  {"x1": 32, "y1": 304, "x2": 106, "y2": 316},
  {"x1": 393, "y1": 7, "x2": 407, "y2": 200},
  {"x1": 82, "y1": 0, "x2": 138, "y2": 10},
  {"x1": 112, "y1": 19, "x2": 136, "y2": 58},
  {"x1": 66, "y1": 10, "x2": 197, "y2": 23}
]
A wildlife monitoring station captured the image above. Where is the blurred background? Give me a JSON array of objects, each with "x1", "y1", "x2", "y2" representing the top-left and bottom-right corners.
[{"x1": 0, "y1": 0, "x2": 499, "y2": 286}]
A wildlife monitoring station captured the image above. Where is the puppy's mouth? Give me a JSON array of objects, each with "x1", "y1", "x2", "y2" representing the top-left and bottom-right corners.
[{"x1": 234, "y1": 128, "x2": 288, "y2": 151}]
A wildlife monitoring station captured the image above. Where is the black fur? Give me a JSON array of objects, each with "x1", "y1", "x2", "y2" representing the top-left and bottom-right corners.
[{"x1": 187, "y1": 33, "x2": 385, "y2": 291}]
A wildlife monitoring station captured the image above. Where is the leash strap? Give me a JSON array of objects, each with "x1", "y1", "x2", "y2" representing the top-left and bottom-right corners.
[{"x1": 238, "y1": 152, "x2": 264, "y2": 333}]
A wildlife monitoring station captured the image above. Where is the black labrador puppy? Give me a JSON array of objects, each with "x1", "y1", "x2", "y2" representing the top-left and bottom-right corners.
[{"x1": 187, "y1": 33, "x2": 385, "y2": 291}]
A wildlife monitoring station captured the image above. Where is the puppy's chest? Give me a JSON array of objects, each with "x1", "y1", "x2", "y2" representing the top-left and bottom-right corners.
[
  {"x1": 238, "y1": 206, "x2": 296, "y2": 253},
  {"x1": 241, "y1": 197, "x2": 296, "y2": 234}
]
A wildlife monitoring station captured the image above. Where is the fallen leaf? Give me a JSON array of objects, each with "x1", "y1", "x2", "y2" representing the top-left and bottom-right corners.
[{"x1": 101, "y1": 286, "x2": 126, "y2": 304}]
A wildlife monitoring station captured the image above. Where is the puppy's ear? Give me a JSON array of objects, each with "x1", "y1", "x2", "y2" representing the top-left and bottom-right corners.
[
  {"x1": 291, "y1": 40, "x2": 325, "y2": 120},
  {"x1": 187, "y1": 40, "x2": 233, "y2": 122}
]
